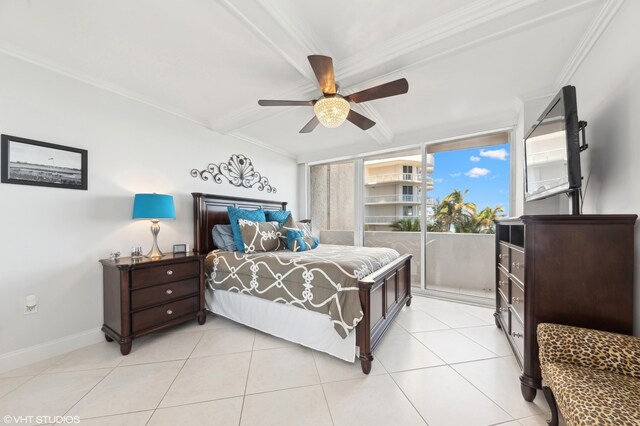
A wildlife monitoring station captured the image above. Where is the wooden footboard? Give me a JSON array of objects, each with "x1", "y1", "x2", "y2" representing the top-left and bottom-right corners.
[{"x1": 356, "y1": 253, "x2": 412, "y2": 373}]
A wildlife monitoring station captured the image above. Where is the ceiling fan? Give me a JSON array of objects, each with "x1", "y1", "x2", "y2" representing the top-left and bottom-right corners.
[{"x1": 258, "y1": 55, "x2": 409, "y2": 133}]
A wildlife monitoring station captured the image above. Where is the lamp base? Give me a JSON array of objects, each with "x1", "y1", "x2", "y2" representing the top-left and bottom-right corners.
[{"x1": 145, "y1": 219, "x2": 165, "y2": 258}]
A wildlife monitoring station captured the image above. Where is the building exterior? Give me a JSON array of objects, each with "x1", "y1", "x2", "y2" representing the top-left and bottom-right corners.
[{"x1": 364, "y1": 155, "x2": 435, "y2": 231}]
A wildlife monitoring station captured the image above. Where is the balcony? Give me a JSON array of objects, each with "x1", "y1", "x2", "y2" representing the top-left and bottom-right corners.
[
  {"x1": 364, "y1": 195, "x2": 435, "y2": 205},
  {"x1": 365, "y1": 173, "x2": 434, "y2": 188},
  {"x1": 318, "y1": 230, "x2": 495, "y2": 300},
  {"x1": 365, "y1": 215, "x2": 418, "y2": 225}
]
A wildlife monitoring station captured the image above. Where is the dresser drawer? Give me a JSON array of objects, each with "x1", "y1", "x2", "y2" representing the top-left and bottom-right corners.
[
  {"x1": 511, "y1": 280, "x2": 525, "y2": 323},
  {"x1": 497, "y1": 268, "x2": 509, "y2": 301},
  {"x1": 132, "y1": 296, "x2": 199, "y2": 332},
  {"x1": 497, "y1": 291, "x2": 509, "y2": 329},
  {"x1": 131, "y1": 278, "x2": 199, "y2": 310},
  {"x1": 498, "y1": 244, "x2": 510, "y2": 270},
  {"x1": 131, "y1": 261, "x2": 200, "y2": 288},
  {"x1": 510, "y1": 313, "x2": 525, "y2": 358},
  {"x1": 510, "y1": 248, "x2": 525, "y2": 284}
]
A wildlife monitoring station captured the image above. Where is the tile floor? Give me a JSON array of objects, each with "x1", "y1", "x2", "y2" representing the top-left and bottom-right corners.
[{"x1": 0, "y1": 296, "x2": 564, "y2": 426}]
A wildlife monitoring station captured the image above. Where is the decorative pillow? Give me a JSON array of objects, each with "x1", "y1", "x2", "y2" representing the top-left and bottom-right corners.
[
  {"x1": 264, "y1": 210, "x2": 292, "y2": 227},
  {"x1": 285, "y1": 228, "x2": 319, "y2": 252},
  {"x1": 239, "y1": 220, "x2": 285, "y2": 253},
  {"x1": 211, "y1": 224, "x2": 236, "y2": 251},
  {"x1": 228, "y1": 207, "x2": 266, "y2": 253}
]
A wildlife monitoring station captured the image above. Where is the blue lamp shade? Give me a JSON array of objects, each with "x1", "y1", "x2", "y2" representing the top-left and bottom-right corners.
[{"x1": 132, "y1": 194, "x2": 176, "y2": 220}]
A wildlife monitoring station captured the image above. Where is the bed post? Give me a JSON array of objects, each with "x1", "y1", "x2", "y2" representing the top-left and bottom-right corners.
[{"x1": 357, "y1": 283, "x2": 373, "y2": 374}]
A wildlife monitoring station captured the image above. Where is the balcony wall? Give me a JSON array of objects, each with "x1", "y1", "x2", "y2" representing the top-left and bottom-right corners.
[{"x1": 319, "y1": 230, "x2": 495, "y2": 299}]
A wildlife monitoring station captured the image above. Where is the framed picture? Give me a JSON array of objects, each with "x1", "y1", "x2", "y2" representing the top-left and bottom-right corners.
[
  {"x1": 173, "y1": 244, "x2": 188, "y2": 254},
  {"x1": 1, "y1": 135, "x2": 88, "y2": 190}
]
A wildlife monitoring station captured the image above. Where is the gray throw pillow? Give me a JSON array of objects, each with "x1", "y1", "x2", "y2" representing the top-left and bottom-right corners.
[
  {"x1": 212, "y1": 224, "x2": 237, "y2": 251},
  {"x1": 238, "y1": 219, "x2": 286, "y2": 253}
]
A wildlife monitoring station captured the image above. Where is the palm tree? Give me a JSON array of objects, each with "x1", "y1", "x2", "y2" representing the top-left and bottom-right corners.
[
  {"x1": 435, "y1": 189, "x2": 477, "y2": 232},
  {"x1": 476, "y1": 205, "x2": 505, "y2": 233},
  {"x1": 391, "y1": 218, "x2": 421, "y2": 232}
]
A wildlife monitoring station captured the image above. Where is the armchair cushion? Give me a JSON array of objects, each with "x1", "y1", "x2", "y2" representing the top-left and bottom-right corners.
[
  {"x1": 541, "y1": 361, "x2": 640, "y2": 425},
  {"x1": 537, "y1": 323, "x2": 640, "y2": 379}
]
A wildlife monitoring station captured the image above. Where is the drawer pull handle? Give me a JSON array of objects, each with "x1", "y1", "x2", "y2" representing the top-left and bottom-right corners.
[
  {"x1": 166, "y1": 309, "x2": 173, "y2": 315},
  {"x1": 511, "y1": 331, "x2": 523, "y2": 338},
  {"x1": 498, "y1": 254, "x2": 506, "y2": 259},
  {"x1": 499, "y1": 307, "x2": 508, "y2": 312},
  {"x1": 512, "y1": 262, "x2": 523, "y2": 269},
  {"x1": 512, "y1": 297, "x2": 522, "y2": 304},
  {"x1": 498, "y1": 280, "x2": 506, "y2": 287},
  {"x1": 166, "y1": 270, "x2": 173, "y2": 276},
  {"x1": 166, "y1": 289, "x2": 173, "y2": 295}
]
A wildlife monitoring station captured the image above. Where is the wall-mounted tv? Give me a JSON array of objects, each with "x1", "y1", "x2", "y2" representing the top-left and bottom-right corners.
[{"x1": 524, "y1": 85, "x2": 582, "y2": 202}]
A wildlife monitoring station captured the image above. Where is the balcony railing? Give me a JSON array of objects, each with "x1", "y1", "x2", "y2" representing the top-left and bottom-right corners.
[
  {"x1": 319, "y1": 230, "x2": 496, "y2": 297},
  {"x1": 365, "y1": 215, "x2": 434, "y2": 224},
  {"x1": 365, "y1": 173, "x2": 434, "y2": 185},
  {"x1": 364, "y1": 195, "x2": 434, "y2": 205}
]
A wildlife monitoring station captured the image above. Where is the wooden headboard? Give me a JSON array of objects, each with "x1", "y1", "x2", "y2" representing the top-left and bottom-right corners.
[{"x1": 192, "y1": 192, "x2": 287, "y2": 254}]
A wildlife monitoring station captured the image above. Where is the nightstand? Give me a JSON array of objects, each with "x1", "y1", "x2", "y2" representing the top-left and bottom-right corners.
[{"x1": 99, "y1": 253, "x2": 206, "y2": 355}]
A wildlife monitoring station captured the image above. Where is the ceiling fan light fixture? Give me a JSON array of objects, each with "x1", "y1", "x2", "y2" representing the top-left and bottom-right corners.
[{"x1": 313, "y1": 95, "x2": 350, "y2": 128}]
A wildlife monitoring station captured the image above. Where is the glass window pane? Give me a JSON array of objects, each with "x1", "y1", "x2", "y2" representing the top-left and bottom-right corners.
[{"x1": 310, "y1": 162, "x2": 354, "y2": 245}]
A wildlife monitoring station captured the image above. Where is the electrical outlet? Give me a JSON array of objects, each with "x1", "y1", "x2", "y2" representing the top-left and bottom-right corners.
[{"x1": 24, "y1": 294, "x2": 38, "y2": 315}]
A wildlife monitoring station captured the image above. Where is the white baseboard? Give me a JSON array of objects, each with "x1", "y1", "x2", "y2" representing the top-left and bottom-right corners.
[{"x1": 0, "y1": 327, "x2": 103, "y2": 374}]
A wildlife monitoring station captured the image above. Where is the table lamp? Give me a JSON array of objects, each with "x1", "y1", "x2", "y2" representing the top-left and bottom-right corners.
[{"x1": 132, "y1": 193, "x2": 176, "y2": 258}]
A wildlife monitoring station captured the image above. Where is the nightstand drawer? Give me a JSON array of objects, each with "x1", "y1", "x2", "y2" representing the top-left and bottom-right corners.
[
  {"x1": 132, "y1": 296, "x2": 199, "y2": 333},
  {"x1": 131, "y1": 261, "x2": 199, "y2": 288},
  {"x1": 131, "y1": 278, "x2": 199, "y2": 310}
]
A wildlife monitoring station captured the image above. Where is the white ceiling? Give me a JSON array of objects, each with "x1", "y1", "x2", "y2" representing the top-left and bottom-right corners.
[{"x1": 0, "y1": 0, "x2": 619, "y2": 162}]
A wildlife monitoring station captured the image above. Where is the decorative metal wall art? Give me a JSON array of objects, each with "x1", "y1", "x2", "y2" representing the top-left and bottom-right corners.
[{"x1": 191, "y1": 154, "x2": 277, "y2": 193}]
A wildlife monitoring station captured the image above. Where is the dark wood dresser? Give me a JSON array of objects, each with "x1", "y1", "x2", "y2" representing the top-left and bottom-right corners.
[
  {"x1": 494, "y1": 214, "x2": 636, "y2": 401},
  {"x1": 100, "y1": 253, "x2": 206, "y2": 355}
]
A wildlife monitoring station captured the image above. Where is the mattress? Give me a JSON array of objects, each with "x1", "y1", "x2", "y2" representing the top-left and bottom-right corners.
[{"x1": 204, "y1": 244, "x2": 400, "y2": 338}]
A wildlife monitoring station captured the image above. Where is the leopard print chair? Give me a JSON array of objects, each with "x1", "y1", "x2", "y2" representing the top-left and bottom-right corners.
[{"x1": 537, "y1": 323, "x2": 640, "y2": 426}]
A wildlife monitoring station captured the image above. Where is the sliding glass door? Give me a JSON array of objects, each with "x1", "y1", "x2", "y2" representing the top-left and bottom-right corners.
[
  {"x1": 309, "y1": 162, "x2": 355, "y2": 245},
  {"x1": 361, "y1": 149, "x2": 429, "y2": 288},
  {"x1": 307, "y1": 130, "x2": 512, "y2": 303}
]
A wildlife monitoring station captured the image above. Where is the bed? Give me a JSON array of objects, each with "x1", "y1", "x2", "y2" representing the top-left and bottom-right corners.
[{"x1": 192, "y1": 192, "x2": 412, "y2": 373}]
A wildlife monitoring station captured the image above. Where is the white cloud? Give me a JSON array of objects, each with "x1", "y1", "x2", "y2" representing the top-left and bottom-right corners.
[
  {"x1": 434, "y1": 178, "x2": 443, "y2": 183},
  {"x1": 449, "y1": 172, "x2": 461, "y2": 177},
  {"x1": 480, "y1": 148, "x2": 509, "y2": 161},
  {"x1": 470, "y1": 156, "x2": 481, "y2": 162},
  {"x1": 465, "y1": 167, "x2": 491, "y2": 178}
]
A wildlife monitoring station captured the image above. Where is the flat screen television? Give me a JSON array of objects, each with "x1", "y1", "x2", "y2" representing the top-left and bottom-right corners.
[{"x1": 524, "y1": 85, "x2": 582, "y2": 202}]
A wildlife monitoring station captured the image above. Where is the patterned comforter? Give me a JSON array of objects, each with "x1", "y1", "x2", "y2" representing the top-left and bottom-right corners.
[{"x1": 204, "y1": 244, "x2": 400, "y2": 338}]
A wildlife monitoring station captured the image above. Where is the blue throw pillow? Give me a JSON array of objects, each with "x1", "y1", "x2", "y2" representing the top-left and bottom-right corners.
[
  {"x1": 286, "y1": 229, "x2": 319, "y2": 252},
  {"x1": 264, "y1": 210, "x2": 292, "y2": 227},
  {"x1": 228, "y1": 207, "x2": 266, "y2": 253}
]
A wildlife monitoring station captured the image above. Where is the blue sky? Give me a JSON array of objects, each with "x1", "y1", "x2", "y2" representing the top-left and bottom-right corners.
[{"x1": 429, "y1": 143, "x2": 510, "y2": 215}]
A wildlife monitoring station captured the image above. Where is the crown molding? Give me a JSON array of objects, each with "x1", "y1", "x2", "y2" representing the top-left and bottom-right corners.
[
  {"x1": 554, "y1": 0, "x2": 624, "y2": 89},
  {"x1": 0, "y1": 44, "x2": 213, "y2": 130},
  {"x1": 228, "y1": 131, "x2": 296, "y2": 159},
  {"x1": 0, "y1": 44, "x2": 296, "y2": 160}
]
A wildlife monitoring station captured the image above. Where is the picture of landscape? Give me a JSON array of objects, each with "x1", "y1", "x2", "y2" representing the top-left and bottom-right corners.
[{"x1": 1, "y1": 135, "x2": 87, "y2": 190}]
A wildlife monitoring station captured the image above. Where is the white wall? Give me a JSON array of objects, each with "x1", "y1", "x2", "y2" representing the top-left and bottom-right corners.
[
  {"x1": 569, "y1": 0, "x2": 640, "y2": 334},
  {"x1": 0, "y1": 53, "x2": 298, "y2": 371}
]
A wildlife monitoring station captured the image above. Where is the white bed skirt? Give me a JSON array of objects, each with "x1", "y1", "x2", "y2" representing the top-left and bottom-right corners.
[{"x1": 205, "y1": 289, "x2": 357, "y2": 362}]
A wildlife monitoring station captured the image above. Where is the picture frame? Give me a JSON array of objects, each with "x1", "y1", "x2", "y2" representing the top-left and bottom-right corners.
[
  {"x1": 1, "y1": 134, "x2": 88, "y2": 190},
  {"x1": 173, "y1": 243, "x2": 188, "y2": 254}
]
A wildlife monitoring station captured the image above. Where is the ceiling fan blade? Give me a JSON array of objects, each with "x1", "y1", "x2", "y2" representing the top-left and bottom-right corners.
[
  {"x1": 346, "y1": 78, "x2": 409, "y2": 104},
  {"x1": 308, "y1": 55, "x2": 336, "y2": 95},
  {"x1": 347, "y1": 110, "x2": 376, "y2": 130},
  {"x1": 300, "y1": 116, "x2": 320, "y2": 133},
  {"x1": 258, "y1": 100, "x2": 314, "y2": 106}
]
